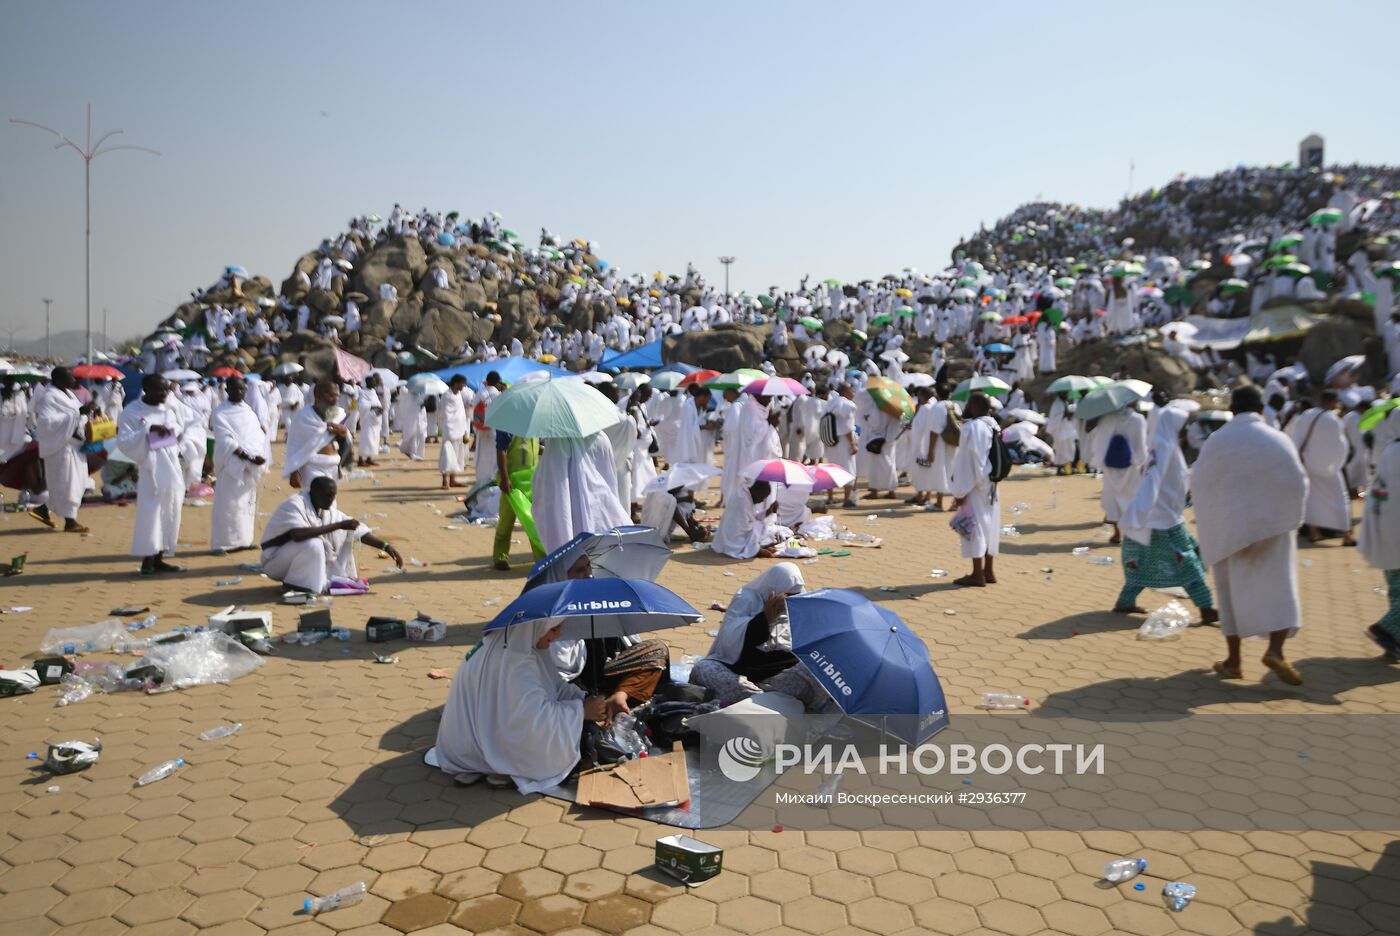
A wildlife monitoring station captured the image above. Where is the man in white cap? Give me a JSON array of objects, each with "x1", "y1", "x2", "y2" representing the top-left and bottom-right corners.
[{"x1": 210, "y1": 377, "x2": 270, "y2": 553}]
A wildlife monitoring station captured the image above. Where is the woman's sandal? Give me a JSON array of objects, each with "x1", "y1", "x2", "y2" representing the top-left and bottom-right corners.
[
  {"x1": 1212, "y1": 661, "x2": 1243, "y2": 680},
  {"x1": 1261, "y1": 655, "x2": 1303, "y2": 686}
]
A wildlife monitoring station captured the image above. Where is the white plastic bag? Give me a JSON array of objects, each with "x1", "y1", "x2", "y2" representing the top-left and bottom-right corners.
[
  {"x1": 1137, "y1": 600, "x2": 1192, "y2": 640},
  {"x1": 39, "y1": 619, "x2": 130, "y2": 655},
  {"x1": 143, "y1": 631, "x2": 265, "y2": 689}
]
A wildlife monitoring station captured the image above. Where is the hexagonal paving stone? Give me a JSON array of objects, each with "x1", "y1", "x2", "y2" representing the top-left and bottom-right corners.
[
  {"x1": 363, "y1": 842, "x2": 427, "y2": 873},
  {"x1": 748, "y1": 868, "x2": 811, "y2": 903},
  {"x1": 715, "y1": 895, "x2": 783, "y2": 934},
  {"x1": 181, "y1": 889, "x2": 261, "y2": 928},
  {"x1": 976, "y1": 898, "x2": 1046, "y2": 936},
  {"x1": 47, "y1": 886, "x2": 129, "y2": 926},
  {"x1": 847, "y1": 895, "x2": 913, "y2": 932},
  {"x1": 581, "y1": 893, "x2": 651, "y2": 932},
  {"x1": 113, "y1": 887, "x2": 197, "y2": 927},
  {"x1": 562, "y1": 868, "x2": 626, "y2": 901},
  {"x1": 434, "y1": 868, "x2": 501, "y2": 902},
  {"x1": 380, "y1": 893, "x2": 455, "y2": 932},
  {"x1": 516, "y1": 893, "x2": 585, "y2": 931},
  {"x1": 481, "y1": 844, "x2": 544, "y2": 875},
  {"x1": 447, "y1": 894, "x2": 520, "y2": 931},
  {"x1": 370, "y1": 867, "x2": 441, "y2": 902},
  {"x1": 541, "y1": 843, "x2": 602, "y2": 875},
  {"x1": 912, "y1": 896, "x2": 981, "y2": 935},
  {"x1": 649, "y1": 893, "x2": 716, "y2": 930},
  {"x1": 780, "y1": 894, "x2": 848, "y2": 935}
]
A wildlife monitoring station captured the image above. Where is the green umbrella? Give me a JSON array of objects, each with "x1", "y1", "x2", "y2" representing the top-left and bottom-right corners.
[
  {"x1": 822, "y1": 278, "x2": 841, "y2": 286},
  {"x1": 1218, "y1": 278, "x2": 1250, "y2": 295},
  {"x1": 1278, "y1": 262, "x2": 1313, "y2": 278},
  {"x1": 706, "y1": 369, "x2": 765, "y2": 391},
  {"x1": 1360, "y1": 398, "x2": 1400, "y2": 432},
  {"x1": 866, "y1": 376, "x2": 915, "y2": 420},
  {"x1": 1259, "y1": 253, "x2": 1299, "y2": 270},
  {"x1": 979, "y1": 310, "x2": 1002, "y2": 322},
  {"x1": 1308, "y1": 207, "x2": 1344, "y2": 227},
  {"x1": 870, "y1": 313, "x2": 894, "y2": 327},
  {"x1": 650, "y1": 372, "x2": 685, "y2": 392},
  {"x1": 957, "y1": 276, "x2": 977, "y2": 288},
  {"x1": 755, "y1": 294, "x2": 775, "y2": 309},
  {"x1": 798, "y1": 316, "x2": 823, "y2": 331},
  {"x1": 1070, "y1": 263, "x2": 1088, "y2": 273},
  {"x1": 1054, "y1": 277, "x2": 1076, "y2": 288},
  {"x1": 484, "y1": 377, "x2": 622, "y2": 438},
  {"x1": 1186, "y1": 260, "x2": 1213, "y2": 272},
  {"x1": 501, "y1": 229, "x2": 519, "y2": 241},
  {"x1": 894, "y1": 306, "x2": 915, "y2": 318},
  {"x1": 1075, "y1": 381, "x2": 1148, "y2": 422},
  {"x1": 950, "y1": 375, "x2": 1011, "y2": 401},
  {"x1": 850, "y1": 330, "x2": 868, "y2": 342},
  {"x1": 1375, "y1": 261, "x2": 1400, "y2": 280},
  {"x1": 1045, "y1": 307, "x2": 1065, "y2": 327},
  {"x1": 1045, "y1": 375, "x2": 1099, "y2": 395},
  {"x1": 1270, "y1": 233, "x2": 1304, "y2": 252}
]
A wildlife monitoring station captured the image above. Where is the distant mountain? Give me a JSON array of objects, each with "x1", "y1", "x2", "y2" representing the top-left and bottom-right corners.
[{"x1": 6, "y1": 330, "x2": 117, "y2": 363}]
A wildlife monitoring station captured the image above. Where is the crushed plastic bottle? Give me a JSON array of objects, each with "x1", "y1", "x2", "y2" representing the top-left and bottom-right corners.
[
  {"x1": 408, "y1": 557, "x2": 426, "y2": 567},
  {"x1": 1137, "y1": 601, "x2": 1191, "y2": 640},
  {"x1": 978, "y1": 692, "x2": 1029, "y2": 710},
  {"x1": 929, "y1": 569, "x2": 949, "y2": 578},
  {"x1": 129, "y1": 614, "x2": 158, "y2": 631},
  {"x1": 199, "y1": 723, "x2": 242, "y2": 741},
  {"x1": 604, "y1": 713, "x2": 646, "y2": 758},
  {"x1": 55, "y1": 674, "x2": 93, "y2": 707},
  {"x1": 215, "y1": 577, "x2": 243, "y2": 587},
  {"x1": 1087, "y1": 556, "x2": 1115, "y2": 565},
  {"x1": 1104, "y1": 857, "x2": 1147, "y2": 882},
  {"x1": 1000, "y1": 526, "x2": 1021, "y2": 537},
  {"x1": 1163, "y1": 881, "x2": 1196, "y2": 911},
  {"x1": 305, "y1": 881, "x2": 367, "y2": 914},
  {"x1": 136, "y1": 758, "x2": 185, "y2": 786},
  {"x1": 1071, "y1": 546, "x2": 1091, "y2": 556},
  {"x1": 331, "y1": 628, "x2": 351, "y2": 641}
]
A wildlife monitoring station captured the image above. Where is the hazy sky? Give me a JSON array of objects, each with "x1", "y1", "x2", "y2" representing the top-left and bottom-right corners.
[{"x1": 3, "y1": 0, "x2": 1397, "y2": 346}]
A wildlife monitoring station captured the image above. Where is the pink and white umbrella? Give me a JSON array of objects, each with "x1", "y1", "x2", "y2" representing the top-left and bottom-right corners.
[
  {"x1": 743, "y1": 458, "x2": 815, "y2": 486},
  {"x1": 741, "y1": 376, "x2": 809, "y2": 398},
  {"x1": 808, "y1": 463, "x2": 855, "y2": 492}
]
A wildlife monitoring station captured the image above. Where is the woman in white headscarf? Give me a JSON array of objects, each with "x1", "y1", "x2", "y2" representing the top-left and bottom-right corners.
[
  {"x1": 1113, "y1": 405, "x2": 1217, "y2": 623},
  {"x1": 688, "y1": 563, "x2": 824, "y2": 708},
  {"x1": 434, "y1": 617, "x2": 611, "y2": 792}
]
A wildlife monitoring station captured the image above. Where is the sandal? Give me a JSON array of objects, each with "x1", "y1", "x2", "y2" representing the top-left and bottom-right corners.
[
  {"x1": 1198, "y1": 608, "x2": 1220, "y2": 626},
  {"x1": 952, "y1": 575, "x2": 986, "y2": 588},
  {"x1": 1212, "y1": 661, "x2": 1243, "y2": 680},
  {"x1": 453, "y1": 772, "x2": 485, "y2": 787},
  {"x1": 484, "y1": 774, "x2": 512, "y2": 789},
  {"x1": 1112, "y1": 605, "x2": 1147, "y2": 615},
  {"x1": 28, "y1": 509, "x2": 55, "y2": 529},
  {"x1": 1261, "y1": 655, "x2": 1303, "y2": 686},
  {"x1": 64, "y1": 524, "x2": 90, "y2": 534}
]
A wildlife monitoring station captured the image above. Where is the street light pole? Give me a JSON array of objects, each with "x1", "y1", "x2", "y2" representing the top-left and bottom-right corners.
[
  {"x1": 42, "y1": 298, "x2": 53, "y2": 360},
  {"x1": 10, "y1": 105, "x2": 158, "y2": 363},
  {"x1": 719, "y1": 256, "x2": 735, "y2": 297}
]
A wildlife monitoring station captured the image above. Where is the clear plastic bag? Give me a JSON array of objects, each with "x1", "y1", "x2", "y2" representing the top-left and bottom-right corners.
[
  {"x1": 1137, "y1": 600, "x2": 1192, "y2": 640},
  {"x1": 55, "y1": 674, "x2": 93, "y2": 707},
  {"x1": 142, "y1": 631, "x2": 265, "y2": 690},
  {"x1": 39, "y1": 619, "x2": 130, "y2": 655}
]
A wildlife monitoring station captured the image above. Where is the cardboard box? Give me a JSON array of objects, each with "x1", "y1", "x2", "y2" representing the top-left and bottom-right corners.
[
  {"x1": 406, "y1": 614, "x2": 446, "y2": 642},
  {"x1": 32, "y1": 656, "x2": 74, "y2": 686},
  {"x1": 655, "y1": 834, "x2": 723, "y2": 886},
  {"x1": 576, "y1": 742, "x2": 691, "y2": 811},
  {"x1": 365, "y1": 617, "x2": 407, "y2": 643},
  {"x1": 207, "y1": 606, "x2": 273, "y2": 637}
]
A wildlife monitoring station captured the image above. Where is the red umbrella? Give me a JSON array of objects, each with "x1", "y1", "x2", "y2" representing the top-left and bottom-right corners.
[
  {"x1": 678, "y1": 369, "x2": 721, "y2": 387},
  {"x1": 1025, "y1": 310, "x2": 1042, "y2": 322},
  {"x1": 1001, "y1": 316, "x2": 1028, "y2": 326},
  {"x1": 72, "y1": 364, "x2": 124, "y2": 380},
  {"x1": 209, "y1": 366, "x2": 243, "y2": 378}
]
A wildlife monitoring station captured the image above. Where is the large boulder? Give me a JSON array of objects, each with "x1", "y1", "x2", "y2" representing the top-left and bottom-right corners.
[
  {"x1": 354, "y1": 236, "x2": 428, "y2": 300},
  {"x1": 415, "y1": 302, "x2": 494, "y2": 354},
  {"x1": 391, "y1": 297, "x2": 424, "y2": 335},
  {"x1": 1024, "y1": 338, "x2": 1203, "y2": 401},
  {"x1": 495, "y1": 290, "x2": 543, "y2": 345},
  {"x1": 665, "y1": 324, "x2": 767, "y2": 372},
  {"x1": 361, "y1": 300, "x2": 395, "y2": 340}
]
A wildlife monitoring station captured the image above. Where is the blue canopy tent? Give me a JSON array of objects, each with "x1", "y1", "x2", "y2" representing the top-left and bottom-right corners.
[
  {"x1": 650, "y1": 361, "x2": 699, "y2": 379},
  {"x1": 599, "y1": 340, "x2": 664, "y2": 372},
  {"x1": 429, "y1": 356, "x2": 571, "y2": 391}
]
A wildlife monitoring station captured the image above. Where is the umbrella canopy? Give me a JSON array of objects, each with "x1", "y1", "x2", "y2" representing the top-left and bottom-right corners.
[
  {"x1": 869, "y1": 313, "x2": 894, "y2": 328},
  {"x1": 741, "y1": 376, "x2": 809, "y2": 398},
  {"x1": 406, "y1": 374, "x2": 449, "y2": 396},
  {"x1": 678, "y1": 369, "x2": 722, "y2": 387},
  {"x1": 744, "y1": 458, "x2": 815, "y2": 487},
  {"x1": 1004, "y1": 408, "x2": 1046, "y2": 425},
  {"x1": 1278, "y1": 262, "x2": 1313, "y2": 278},
  {"x1": 866, "y1": 375, "x2": 915, "y2": 420},
  {"x1": 333, "y1": 348, "x2": 373, "y2": 383},
  {"x1": 485, "y1": 578, "x2": 700, "y2": 640},
  {"x1": 430, "y1": 356, "x2": 571, "y2": 391},
  {"x1": 901, "y1": 372, "x2": 934, "y2": 389},
  {"x1": 786, "y1": 589, "x2": 949, "y2": 745},
  {"x1": 798, "y1": 316, "x2": 823, "y2": 331},
  {"x1": 1045, "y1": 373, "x2": 1099, "y2": 395},
  {"x1": 822, "y1": 278, "x2": 842, "y2": 286},
  {"x1": 651, "y1": 361, "x2": 701, "y2": 378},
  {"x1": 271, "y1": 362, "x2": 304, "y2": 377},
  {"x1": 644, "y1": 463, "x2": 721, "y2": 495},
  {"x1": 978, "y1": 310, "x2": 1003, "y2": 322},
  {"x1": 755, "y1": 294, "x2": 776, "y2": 309},
  {"x1": 650, "y1": 372, "x2": 686, "y2": 392},
  {"x1": 523, "y1": 527, "x2": 671, "y2": 593},
  {"x1": 706, "y1": 369, "x2": 765, "y2": 391},
  {"x1": 614, "y1": 372, "x2": 650, "y2": 391},
  {"x1": 162, "y1": 369, "x2": 200, "y2": 382},
  {"x1": 208, "y1": 366, "x2": 243, "y2": 379},
  {"x1": 1075, "y1": 381, "x2": 1149, "y2": 422},
  {"x1": 1309, "y1": 207, "x2": 1344, "y2": 227},
  {"x1": 580, "y1": 371, "x2": 613, "y2": 385},
  {"x1": 1117, "y1": 378, "x2": 1154, "y2": 399},
  {"x1": 1241, "y1": 305, "x2": 1325, "y2": 344},
  {"x1": 950, "y1": 375, "x2": 1011, "y2": 401},
  {"x1": 849, "y1": 330, "x2": 868, "y2": 342},
  {"x1": 1270, "y1": 233, "x2": 1304, "y2": 252},
  {"x1": 321, "y1": 315, "x2": 346, "y2": 327},
  {"x1": 1054, "y1": 277, "x2": 1076, "y2": 288},
  {"x1": 370, "y1": 368, "x2": 401, "y2": 391},
  {"x1": 983, "y1": 342, "x2": 1013, "y2": 355},
  {"x1": 1325, "y1": 354, "x2": 1366, "y2": 385},
  {"x1": 485, "y1": 377, "x2": 622, "y2": 438},
  {"x1": 1360, "y1": 398, "x2": 1400, "y2": 432},
  {"x1": 72, "y1": 364, "x2": 124, "y2": 380},
  {"x1": 1218, "y1": 278, "x2": 1250, "y2": 295},
  {"x1": 807, "y1": 463, "x2": 855, "y2": 492},
  {"x1": 894, "y1": 288, "x2": 913, "y2": 298},
  {"x1": 598, "y1": 340, "x2": 663, "y2": 371}
]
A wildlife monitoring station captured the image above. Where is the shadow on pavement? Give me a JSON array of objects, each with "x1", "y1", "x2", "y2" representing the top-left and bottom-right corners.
[{"x1": 1254, "y1": 840, "x2": 1400, "y2": 935}]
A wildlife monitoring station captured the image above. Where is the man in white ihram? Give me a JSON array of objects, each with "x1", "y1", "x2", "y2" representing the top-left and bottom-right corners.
[
  {"x1": 118, "y1": 375, "x2": 186, "y2": 576},
  {"x1": 948, "y1": 392, "x2": 1001, "y2": 588},
  {"x1": 210, "y1": 377, "x2": 270, "y2": 553},
  {"x1": 31, "y1": 366, "x2": 92, "y2": 533},
  {"x1": 283, "y1": 379, "x2": 346, "y2": 489},
  {"x1": 261, "y1": 476, "x2": 403, "y2": 594}
]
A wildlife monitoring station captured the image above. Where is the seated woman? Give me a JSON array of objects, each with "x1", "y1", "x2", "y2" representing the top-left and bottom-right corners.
[
  {"x1": 688, "y1": 563, "x2": 825, "y2": 708},
  {"x1": 435, "y1": 617, "x2": 613, "y2": 791},
  {"x1": 712, "y1": 479, "x2": 788, "y2": 559}
]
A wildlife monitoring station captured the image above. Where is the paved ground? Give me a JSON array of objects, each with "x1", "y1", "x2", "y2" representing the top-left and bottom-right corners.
[{"x1": 2, "y1": 445, "x2": 1398, "y2": 936}]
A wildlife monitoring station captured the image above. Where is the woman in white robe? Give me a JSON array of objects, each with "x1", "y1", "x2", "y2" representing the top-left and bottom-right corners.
[
  {"x1": 434, "y1": 617, "x2": 609, "y2": 792},
  {"x1": 1047, "y1": 396, "x2": 1079, "y2": 471},
  {"x1": 532, "y1": 432, "x2": 631, "y2": 554},
  {"x1": 397, "y1": 391, "x2": 427, "y2": 460},
  {"x1": 1092, "y1": 407, "x2": 1148, "y2": 542}
]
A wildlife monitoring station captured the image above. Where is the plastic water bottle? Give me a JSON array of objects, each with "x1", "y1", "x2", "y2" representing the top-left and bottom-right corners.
[
  {"x1": 137, "y1": 758, "x2": 185, "y2": 786},
  {"x1": 1163, "y1": 881, "x2": 1196, "y2": 911},
  {"x1": 304, "y1": 881, "x2": 367, "y2": 914},
  {"x1": 1087, "y1": 556, "x2": 1115, "y2": 566},
  {"x1": 331, "y1": 628, "x2": 351, "y2": 641},
  {"x1": 129, "y1": 614, "x2": 158, "y2": 631},
  {"x1": 1071, "y1": 546, "x2": 1090, "y2": 556},
  {"x1": 200, "y1": 723, "x2": 242, "y2": 741},
  {"x1": 979, "y1": 692, "x2": 1029, "y2": 710},
  {"x1": 1105, "y1": 857, "x2": 1147, "y2": 882}
]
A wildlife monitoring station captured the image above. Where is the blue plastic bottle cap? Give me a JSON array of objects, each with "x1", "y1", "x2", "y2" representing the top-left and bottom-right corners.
[
  {"x1": 1134, "y1": 882, "x2": 1145, "y2": 891},
  {"x1": 303, "y1": 899, "x2": 314, "y2": 913},
  {"x1": 962, "y1": 778, "x2": 972, "y2": 785},
  {"x1": 174, "y1": 759, "x2": 185, "y2": 767}
]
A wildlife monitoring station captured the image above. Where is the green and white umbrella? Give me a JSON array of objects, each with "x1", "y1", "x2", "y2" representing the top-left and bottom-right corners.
[
  {"x1": 1308, "y1": 207, "x2": 1344, "y2": 227},
  {"x1": 1376, "y1": 261, "x2": 1400, "y2": 280},
  {"x1": 706, "y1": 368, "x2": 765, "y2": 391},
  {"x1": 979, "y1": 310, "x2": 1002, "y2": 322},
  {"x1": 1278, "y1": 262, "x2": 1313, "y2": 278},
  {"x1": 1360, "y1": 398, "x2": 1400, "y2": 432},
  {"x1": 822, "y1": 278, "x2": 842, "y2": 286},
  {"x1": 1270, "y1": 233, "x2": 1304, "y2": 252},
  {"x1": 850, "y1": 330, "x2": 868, "y2": 342},
  {"x1": 1218, "y1": 278, "x2": 1250, "y2": 295},
  {"x1": 484, "y1": 377, "x2": 622, "y2": 438},
  {"x1": 950, "y1": 375, "x2": 1011, "y2": 401},
  {"x1": 1075, "y1": 381, "x2": 1149, "y2": 422},
  {"x1": 870, "y1": 313, "x2": 894, "y2": 328},
  {"x1": 755, "y1": 294, "x2": 776, "y2": 309},
  {"x1": 798, "y1": 316, "x2": 824, "y2": 331},
  {"x1": 894, "y1": 306, "x2": 915, "y2": 318},
  {"x1": 1044, "y1": 375, "x2": 1099, "y2": 395},
  {"x1": 1054, "y1": 277, "x2": 1076, "y2": 288}
]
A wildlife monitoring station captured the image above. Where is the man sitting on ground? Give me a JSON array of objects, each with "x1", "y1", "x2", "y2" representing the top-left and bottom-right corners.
[{"x1": 260, "y1": 476, "x2": 402, "y2": 593}]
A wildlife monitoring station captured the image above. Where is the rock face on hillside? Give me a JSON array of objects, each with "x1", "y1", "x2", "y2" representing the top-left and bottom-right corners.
[{"x1": 665, "y1": 325, "x2": 767, "y2": 374}]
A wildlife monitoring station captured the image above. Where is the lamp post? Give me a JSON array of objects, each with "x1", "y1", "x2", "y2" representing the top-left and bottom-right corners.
[
  {"x1": 42, "y1": 298, "x2": 52, "y2": 360},
  {"x1": 10, "y1": 105, "x2": 159, "y2": 364},
  {"x1": 719, "y1": 256, "x2": 735, "y2": 297}
]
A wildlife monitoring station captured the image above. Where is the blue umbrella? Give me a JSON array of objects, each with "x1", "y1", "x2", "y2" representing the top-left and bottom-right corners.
[
  {"x1": 437, "y1": 231, "x2": 455, "y2": 247},
  {"x1": 651, "y1": 361, "x2": 700, "y2": 378},
  {"x1": 485, "y1": 578, "x2": 701, "y2": 640},
  {"x1": 224, "y1": 265, "x2": 248, "y2": 277},
  {"x1": 524, "y1": 527, "x2": 671, "y2": 592},
  {"x1": 786, "y1": 589, "x2": 949, "y2": 744},
  {"x1": 430, "y1": 356, "x2": 572, "y2": 391},
  {"x1": 984, "y1": 343, "x2": 1014, "y2": 355}
]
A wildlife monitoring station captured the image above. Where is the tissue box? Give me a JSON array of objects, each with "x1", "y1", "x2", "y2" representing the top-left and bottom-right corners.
[
  {"x1": 298, "y1": 609, "x2": 334, "y2": 634},
  {"x1": 406, "y1": 615, "x2": 446, "y2": 642},
  {"x1": 365, "y1": 617, "x2": 407, "y2": 643},
  {"x1": 207, "y1": 606, "x2": 273, "y2": 637},
  {"x1": 655, "y1": 835, "x2": 723, "y2": 886}
]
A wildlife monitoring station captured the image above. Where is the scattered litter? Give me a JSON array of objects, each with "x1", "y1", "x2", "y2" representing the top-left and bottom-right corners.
[
  {"x1": 409, "y1": 558, "x2": 427, "y2": 567},
  {"x1": 26, "y1": 753, "x2": 38, "y2": 759},
  {"x1": 46, "y1": 786, "x2": 60, "y2": 794},
  {"x1": 1087, "y1": 556, "x2": 1114, "y2": 566},
  {"x1": 427, "y1": 669, "x2": 449, "y2": 679},
  {"x1": 1134, "y1": 883, "x2": 1146, "y2": 891},
  {"x1": 1105, "y1": 858, "x2": 1147, "y2": 882},
  {"x1": 929, "y1": 569, "x2": 949, "y2": 578},
  {"x1": 482, "y1": 597, "x2": 503, "y2": 607},
  {"x1": 5, "y1": 606, "x2": 33, "y2": 613},
  {"x1": 357, "y1": 833, "x2": 389, "y2": 846},
  {"x1": 40, "y1": 619, "x2": 130, "y2": 655},
  {"x1": 56, "y1": 675, "x2": 94, "y2": 707},
  {"x1": 199, "y1": 723, "x2": 242, "y2": 741},
  {"x1": 1071, "y1": 547, "x2": 1091, "y2": 556},
  {"x1": 1375, "y1": 587, "x2": 1387, "y2": 595},
  {"x1": 1040, "y1": 567, "x2": 1054, "y2": 574},
  {"x1": 128, "y1": 615, "x2": 158, "y2": 631},
  {"x1": 144, "y1": 631, "x2": 266, "y2": 690},
  {"x1": 943, "y1": 610, "x2": 956, "y2": 616},
  {"x1": 1000, "y1": 526, "x2": 1020, "y2": 537},
  {"x1": 865, "y1": 514, "x2": 878, "y2": 521},
  {"x1": 1163, "y1": 881, "x2": 1196, "y2": 911},
  {"x1": 373, "y1": 654, "x2": 399, "y2": 665},
  {"x1": 215, "y1": 577, "x2": 243, "y2": 587},
  {"x1": 44, "y1": 739, "x2": 102, "y2": 773},
  {"x1": 442, "y1": 525, "x2": 463, "y2": 531},
  {"x1": 830, "y1": 550, "x2": 851, "y2": 558},
  {"x1": 879, "y1": 586, "x2": 899, "y2": 592},
  {"x1": 136, "y1": 757, "x2": 185, "y2": 786},
  {"x1": 707, "y1": 629, "x2": 721, "y2": 638},
  {"x1": 304, "y1": 881, "x2": 367, "y2": 914},
  {"x1": 1301, "y1": 559, "x2": 1312, "y2": 568},
  {"x1": 1137, "y1": 601, "x2": 1191, "y2": 640},
  {"x1": 723, "y1": 572, "x2": 735, "y2": 577},
  {"x1": 235, "y1": 563, "x2": 262, "y2": 573},
  {"x1": 111, "y1": 606, "x2": 150, "y2": 616},
  {"x1": 978, "y1": 692, "x2": 1029, "y2": 710}
]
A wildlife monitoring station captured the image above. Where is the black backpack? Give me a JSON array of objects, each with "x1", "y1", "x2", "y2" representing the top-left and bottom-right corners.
[
  {"x1": 988, "y1": 422, "x2": 1013, "y2": 485},
  {"x1": 819, "y1": 411, "x2": 838, "y2": 448}
]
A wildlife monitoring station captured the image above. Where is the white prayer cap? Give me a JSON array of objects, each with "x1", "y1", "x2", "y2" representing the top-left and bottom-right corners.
[{"x1": 1340, "y1": 388, "x2": 1362, "y2": 409}]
